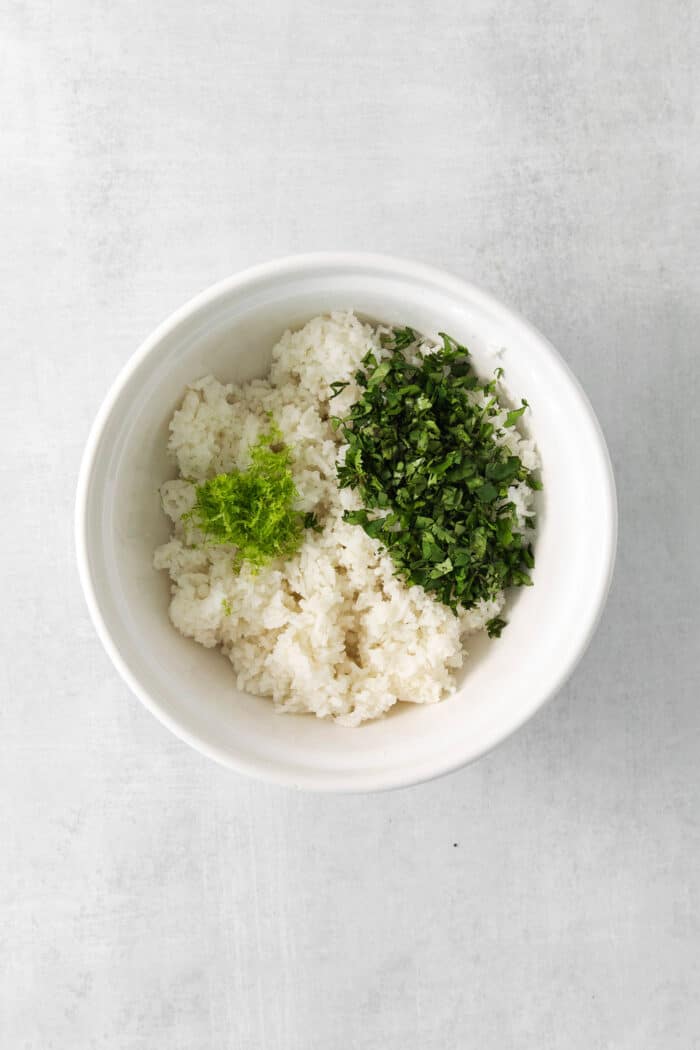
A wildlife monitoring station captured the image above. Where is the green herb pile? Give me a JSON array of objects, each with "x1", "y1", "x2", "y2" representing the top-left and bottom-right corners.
[
  {"x1": 333, "y1": 329, "x2": 540, "y2": 634},
  {"x1": 184, "y1": 425, "x2": 317, "y2": 569}
]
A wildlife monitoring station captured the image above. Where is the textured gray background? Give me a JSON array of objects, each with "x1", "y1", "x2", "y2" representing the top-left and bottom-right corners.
[{"x1": 1, "y1": 1, "x2": 699, "y2": 1047}]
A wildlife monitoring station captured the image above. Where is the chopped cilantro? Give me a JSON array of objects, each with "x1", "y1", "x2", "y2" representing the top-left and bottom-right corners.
[
  {"x1": 334, "y1": 330, "x2": 539, "y2": 619},
  {"x1": 486, "y1": 616, "x2": 507, "y2": 638},
  {"x1": 303, "y1": 511, "x2": 322, "y2": 532},
  {"x1": 381, "y1": 326, "x2": 416, "y2": 350},
  {"x1": 504, "y1": 401, "x2": 529, "y2": 427}
]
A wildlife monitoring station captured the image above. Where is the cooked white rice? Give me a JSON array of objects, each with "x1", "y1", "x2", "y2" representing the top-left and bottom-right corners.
[{"x1": 154, "y1": 312, "x2": 538, "y2": 726}]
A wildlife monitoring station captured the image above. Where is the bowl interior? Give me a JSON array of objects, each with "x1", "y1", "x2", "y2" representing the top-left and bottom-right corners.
[{"x1": 79, "y1": 257, "x2": 615, "y2": 789}]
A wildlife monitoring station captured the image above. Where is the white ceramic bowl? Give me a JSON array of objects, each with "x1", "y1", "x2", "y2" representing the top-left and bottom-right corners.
[{"x1": 76, "y1": 253, "x2": 616, "y2": 791}]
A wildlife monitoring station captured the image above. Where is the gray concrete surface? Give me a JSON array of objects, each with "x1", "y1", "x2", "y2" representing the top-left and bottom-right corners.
[{"x1": 1, "y1": 1, "x2": 698, "y2": 1047}]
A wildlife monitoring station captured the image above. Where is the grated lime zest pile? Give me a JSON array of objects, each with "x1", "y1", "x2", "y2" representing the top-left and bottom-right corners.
[{"x1": 184, "y1": 425, "x2": 309, "y2": 569}]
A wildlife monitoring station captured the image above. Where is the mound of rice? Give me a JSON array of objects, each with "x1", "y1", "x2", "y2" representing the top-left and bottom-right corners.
[{"x1": 154, "y1": 312, "x2": 538, "y2": 726}]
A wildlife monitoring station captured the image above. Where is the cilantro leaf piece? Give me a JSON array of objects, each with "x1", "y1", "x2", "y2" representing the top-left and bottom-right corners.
[
  {"x1": 486, "y1": 617, "x2": 507, "y2": 638},
  {"x1": 504, "y1": 400, "x2": 529, "y2": 427}
]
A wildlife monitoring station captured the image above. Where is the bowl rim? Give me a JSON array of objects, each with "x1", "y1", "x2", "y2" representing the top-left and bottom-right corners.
[{"x1": 75, "y1": 252, "x2": 618, "y2": 792}]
